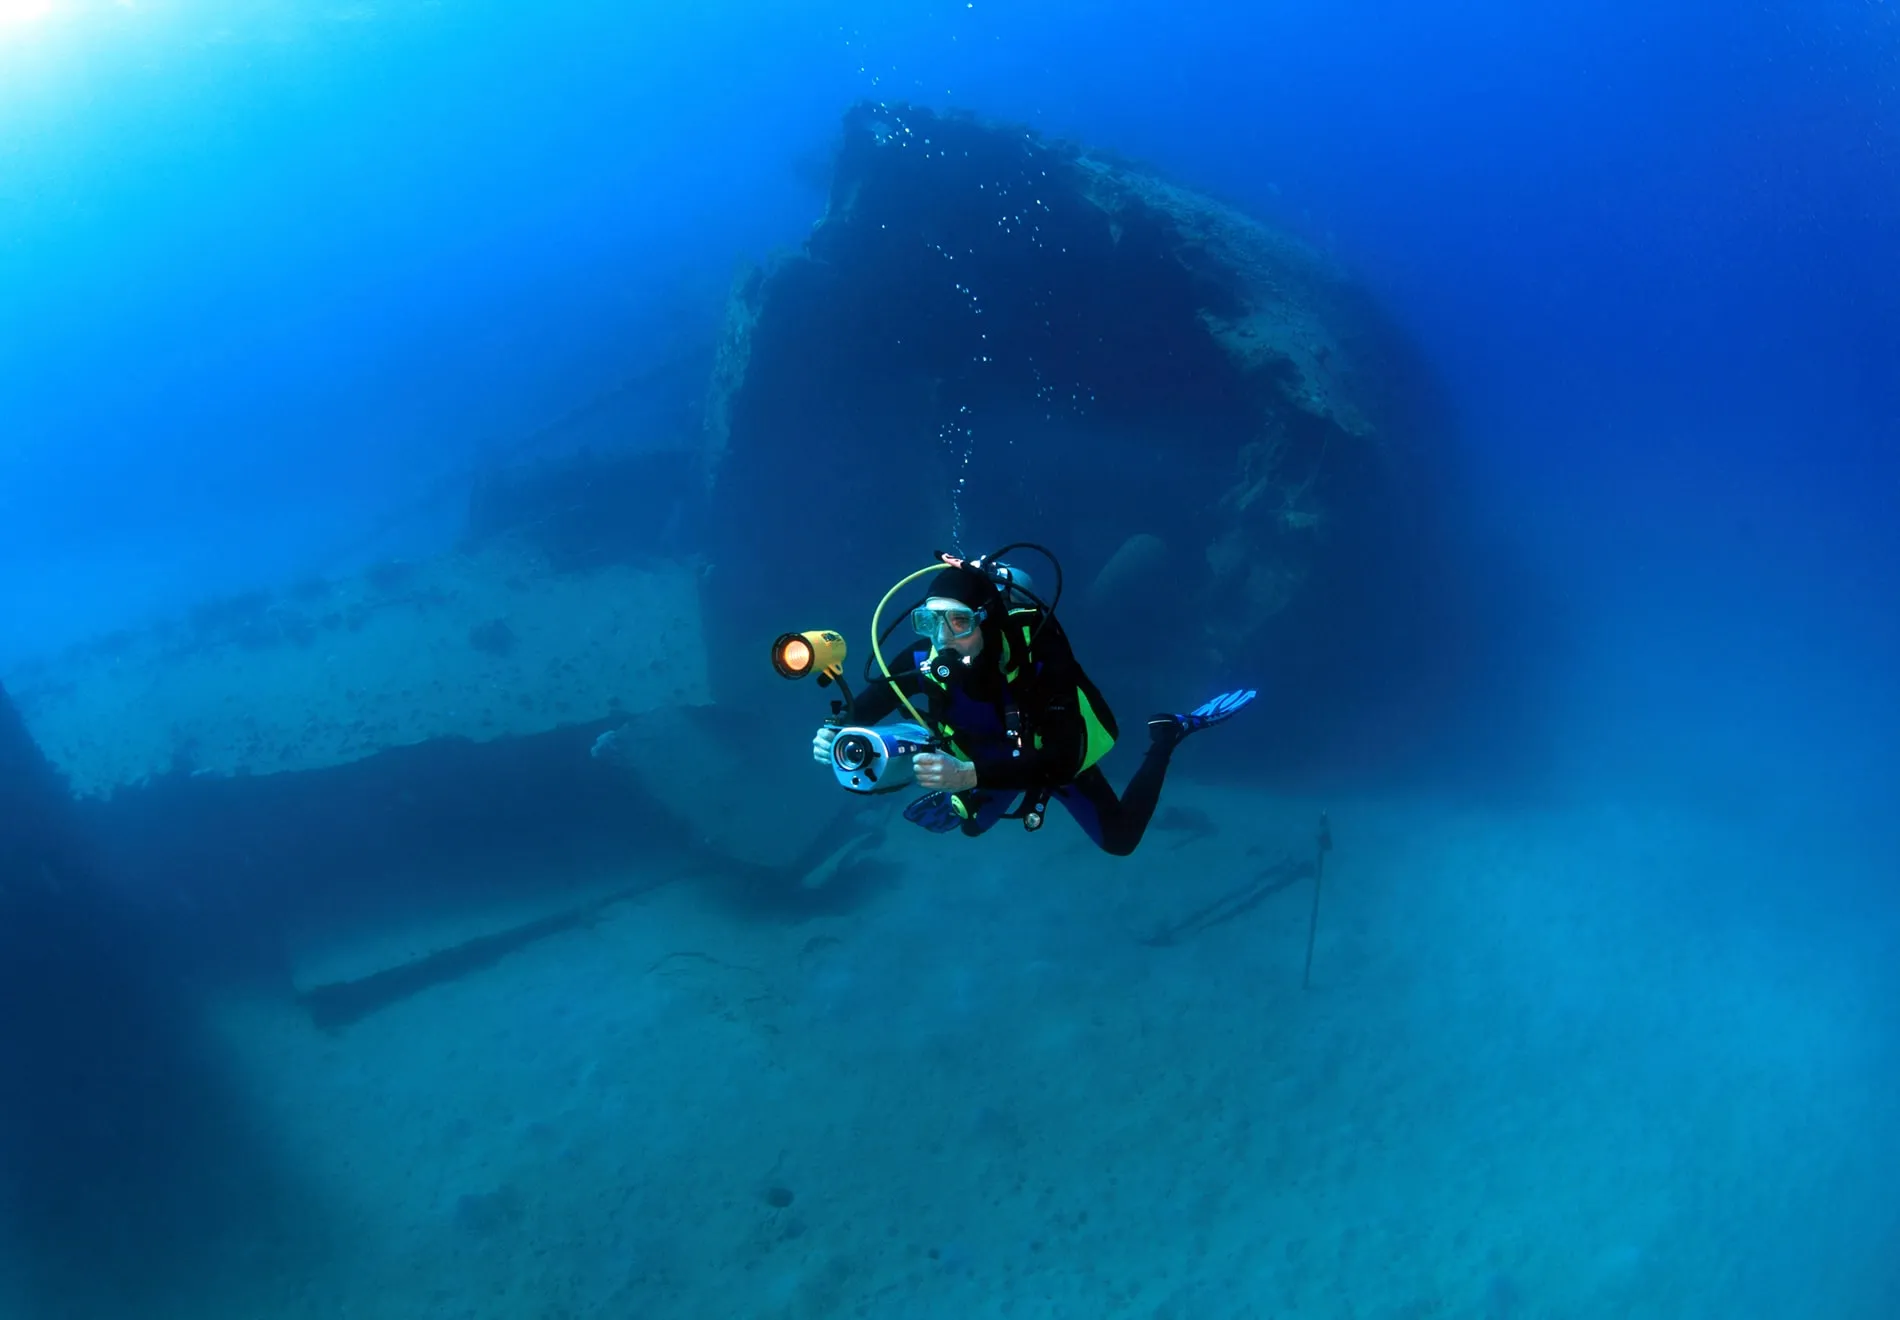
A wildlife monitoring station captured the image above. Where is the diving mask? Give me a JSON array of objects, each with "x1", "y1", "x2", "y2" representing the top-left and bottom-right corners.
[{"x1": 912, "y1": 603, "x2": 984, "y2": 642}]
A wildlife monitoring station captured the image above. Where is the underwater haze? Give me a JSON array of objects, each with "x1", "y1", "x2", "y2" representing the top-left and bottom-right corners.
[{"x1": 2, "y1": 0, "x2": 1897, "y2": 1317}]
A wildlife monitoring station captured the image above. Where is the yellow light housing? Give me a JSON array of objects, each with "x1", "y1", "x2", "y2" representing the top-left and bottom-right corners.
[{"x1": 771, "y1": 629, "x2": 846, "y2": 682}]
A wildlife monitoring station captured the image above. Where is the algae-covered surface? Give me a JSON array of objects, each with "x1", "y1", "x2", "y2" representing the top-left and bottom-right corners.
[{"x1": 7, "y1": 540, "x2": 709, "y2": 799}]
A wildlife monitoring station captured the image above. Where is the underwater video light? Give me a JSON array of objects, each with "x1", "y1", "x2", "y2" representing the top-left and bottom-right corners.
[{"x1": 771, "y1": 629, "x2": 847, "y2": 684}]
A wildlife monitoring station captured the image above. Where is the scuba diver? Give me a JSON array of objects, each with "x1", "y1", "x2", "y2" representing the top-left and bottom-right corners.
[{"x1": 803, "y1": 548, "x2": 1255, "y2": 857}]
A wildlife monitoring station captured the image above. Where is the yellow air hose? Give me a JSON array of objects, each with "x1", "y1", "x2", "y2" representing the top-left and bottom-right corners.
[{"x1": 870, "y1": 563, "x2": 951, "y2": 733}]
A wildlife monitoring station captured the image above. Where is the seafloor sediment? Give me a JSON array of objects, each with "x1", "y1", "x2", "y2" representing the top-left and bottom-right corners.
[{"x1": 183, "y1": 781, "x2": 1900, "y2": 1319}]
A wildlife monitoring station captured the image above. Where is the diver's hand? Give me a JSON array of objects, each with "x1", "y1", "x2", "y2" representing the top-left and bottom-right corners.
[
  {"x1": 914, "y1": 753, "x2": 978, "y2": 792},
  {"x1": 812, "y1": 725, "x2": 841, "y2": 765}
]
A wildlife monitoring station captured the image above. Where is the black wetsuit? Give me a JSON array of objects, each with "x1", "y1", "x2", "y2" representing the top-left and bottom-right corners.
[{"x1": 849, "y1": 617, "x2": 1178, "y2": 857}]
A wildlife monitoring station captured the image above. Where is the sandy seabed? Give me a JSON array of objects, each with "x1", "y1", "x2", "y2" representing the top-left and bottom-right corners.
[{"x1": 57, "y1": 778, "x2": 1900, "y2": 1319}]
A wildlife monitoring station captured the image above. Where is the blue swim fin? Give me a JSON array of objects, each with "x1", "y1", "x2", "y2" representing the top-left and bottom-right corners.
[
  {"x1": 1149, "y1": 688, "x2": 1257, "y2": 746},
  {"x1": 903, "y1": 791, "x2": 964, "y2": 833}
]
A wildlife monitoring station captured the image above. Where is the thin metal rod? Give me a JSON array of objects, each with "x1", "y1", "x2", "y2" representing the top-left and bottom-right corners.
[{"x1": 1302, "y1": 811, "x2": 1333, "y2": 989}]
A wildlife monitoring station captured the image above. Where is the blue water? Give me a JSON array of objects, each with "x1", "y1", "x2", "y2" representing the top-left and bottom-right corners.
[{"x1": 2, "y1": 2, "x2": 1896, "y2": 1316}]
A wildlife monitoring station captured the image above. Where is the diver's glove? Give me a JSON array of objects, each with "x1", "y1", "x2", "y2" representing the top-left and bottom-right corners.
[
  {"x1": 812, "y1": 724, "x2": 841, "y2": 765},
  {"x1": 1149, "y1": 688, "x2": 1257, "y2": 747}
]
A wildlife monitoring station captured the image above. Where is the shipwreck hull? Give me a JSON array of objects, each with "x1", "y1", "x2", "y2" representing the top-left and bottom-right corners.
[
  {"x1": 700, "y1": 102, "x2": 1463, "y2": 755},
  {"x1": 5, "y1": 521, "x2": 860, "y2": 1012}
]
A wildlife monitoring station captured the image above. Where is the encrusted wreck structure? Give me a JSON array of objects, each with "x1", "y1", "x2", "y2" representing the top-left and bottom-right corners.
[{"x1": 700, "y1": 102, "x2": 1462, "y2": 728}]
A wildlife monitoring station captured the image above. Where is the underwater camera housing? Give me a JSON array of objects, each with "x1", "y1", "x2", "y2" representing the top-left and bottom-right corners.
[{"x1": 829, "y1": 721, "x2": 934, "y2": 793}]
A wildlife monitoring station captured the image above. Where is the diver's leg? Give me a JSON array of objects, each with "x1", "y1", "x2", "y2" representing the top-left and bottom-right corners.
[
  {"x1": 1056, "y1": 731, "x2": 1178, "y2": 857},
  {"x1": 1104, "y1": 726, "x2": 1180, "y2": 853},
  {"x1": 1052, "y1": 772, "x2": 1112, "y2": 851},
  {"x1": 1060, "y1": 691, "x2": 1257, "y2": 856}
]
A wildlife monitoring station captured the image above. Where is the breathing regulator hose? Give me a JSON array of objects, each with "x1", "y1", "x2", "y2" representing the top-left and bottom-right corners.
[{"x1": 869, "y1": 563, "x2": 950, "y2": 734}]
